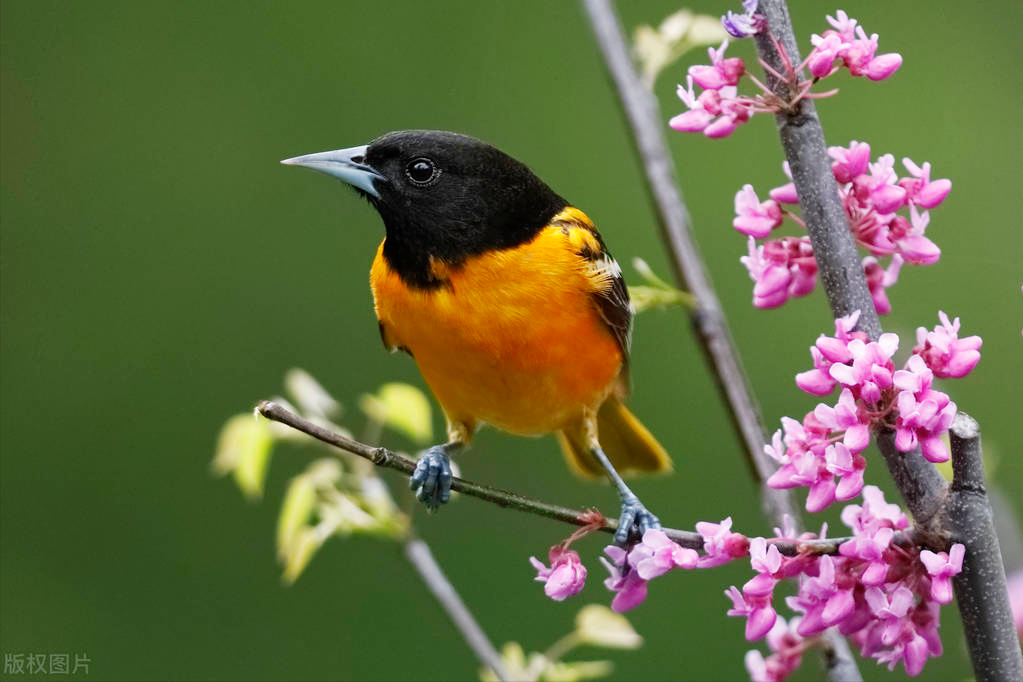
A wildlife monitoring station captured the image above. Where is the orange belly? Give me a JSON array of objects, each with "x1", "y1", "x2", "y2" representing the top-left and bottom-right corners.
[{"x1": 370, "y1": 225, "x2": 623, "y2": 437}]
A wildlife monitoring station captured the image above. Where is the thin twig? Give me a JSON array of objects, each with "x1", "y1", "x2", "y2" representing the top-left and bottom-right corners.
[
  {"x1": 579, "y1": 0, "x2": 790, "y2": 520},
  {"x1": 751, "y1": 1, "x2": 1023, "y2": 679},
  {"x1": 405, "y1": 538, "x2": 510, "y2": 681},
  {"x1": 580, "y1": 1, "x2": 861, "y2": 679},
  {"x1": 257, "y1": 403, "x2": 922, "y2": 559}
]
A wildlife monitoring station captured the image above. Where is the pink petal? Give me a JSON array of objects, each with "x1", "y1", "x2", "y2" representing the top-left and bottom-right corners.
[
  {"x1": 669, "y1": 109, "x2": 714, "y2": 132},
  {"x1": 704, "y1": 116, "x2": 738, "y2": 138},
  {"x1": 915, "y1": 178, "x2": 951, "y2": 208},
  {"x1": 866, "y1": 52, "x2": 902, "y2": 81},
  {"x1": 899, "y1": 234, "x2": 941, "y2": 265}
]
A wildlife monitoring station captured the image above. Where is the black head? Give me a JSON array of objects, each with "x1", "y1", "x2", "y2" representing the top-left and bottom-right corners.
[{"x1": 283, "y1": 130, "x2": 567, "y2": 288}]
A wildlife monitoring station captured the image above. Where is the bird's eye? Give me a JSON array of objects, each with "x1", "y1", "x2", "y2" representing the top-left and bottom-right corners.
[{"x1": 405, "y1": 158, "x2": 439, "y2": 186}]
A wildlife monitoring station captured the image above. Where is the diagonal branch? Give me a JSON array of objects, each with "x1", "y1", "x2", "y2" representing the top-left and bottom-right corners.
[{"x1": 580, "y1": 1, "x2": 860, "y2": 679}]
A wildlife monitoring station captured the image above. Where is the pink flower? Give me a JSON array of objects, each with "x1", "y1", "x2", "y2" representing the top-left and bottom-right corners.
[
  {"x1": 689, "y1": 41, "x2": 746, "y2": 90},
  {"x1": 530, "y1": 548, "x2": 587, "y2": 601},
  {"x1": 900, "y1": 158, "x2": 951, "y2": 209},
  {"x1": 697, "y1": 517, "x2": 748, "y2": 567},
  {"x1": 740, "y1": 237, "x2": 818, "y2": 309},
  {"x1": 919, "y1": 544, "x2": 965, "y2": 604},
  {"x1": 722, "y1": 0, "x2": 763, "y2": 38},
  {"x1": 627, "y1": 529, "x2": 698, "y2": 579},
  {"x1": 893, "y1": 356, "x2": 956, "y2": 462},
  {"x1": 829, "y1": 141, "x2": 871, "y2": 183},
  {"x1": 839, "y1": 525, "x2": 894, "y2": 586},
  {"x1": 863, "y1": 254, "x2": 903, "y2": 315},
  {"x1": 807, "y1": 32, "x2": 845, "y2": 78},
  {"x1": 787, "y1": 555, "x2": 855, "y2": 636},
  {"x1": 727, "y1": 585, "x2": 778, "y2": 641},
  {"x1": 914, "y1": 311, "x2": 982, "y2": 378},
  {"x1": 670, "y1": 79, "x2": 753, "y2": 139},
  {"x1": 734, "y1": 184, "x2": 784, "y2": 238},
  {"x1": 600, "y1": 545, "x2": 648, "y2": 612},
  {"x1": 864, "y1": 585, "x2": 916, "y2": 646},
  {"x1": 814, "y1": 388, "x2": 870, "y2": 453},
  {"x1": 828, "y1": 335, "x2": 899, "y2": 405},
  {"x1": 744, "y1": 617, "x2": 805, "y2": 682},
  {"x1": 890, "y1": 206, "x2": 941, "y2": 264}
]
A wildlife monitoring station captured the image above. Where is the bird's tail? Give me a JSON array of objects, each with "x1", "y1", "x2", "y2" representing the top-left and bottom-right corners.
[{"x1": 556, "y1": 396, "x2": 673, "y2": 479}]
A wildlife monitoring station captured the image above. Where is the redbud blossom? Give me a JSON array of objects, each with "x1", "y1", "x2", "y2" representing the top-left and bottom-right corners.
[
  {"x1": 600, "y1": 545, "x2": 648, "y2": 613},
  {"x1": 914, "y1": 311, "x2": 982, "y2": 378},
  {"x1": 920, "y1": 544, "x2": 965, "y2": 604},
  {"x1": 530, "y1": 548, "x2": 587, "y2": 601},
  {"x1": 734, "y1": 185, "x2": 783, "y2": 238},
  {"x1": 697, "y1": 517, "x2": 748, "y2": 567},
  {"x1": 721, "y1": 0, "x2": 762, "y2": 39},
  {"x1": 689, "y1": 41, "x2": 746, "y2": 90},
  {"x1": 628, "y1": 529, "x2": 699, "y2": 579}
]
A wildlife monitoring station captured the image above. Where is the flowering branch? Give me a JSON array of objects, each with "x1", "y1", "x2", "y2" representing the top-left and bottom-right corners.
[
  {"x1": 750, "y1": 1, "x2": 1023, "y2": 680},
  {"x1": 257, "y1": 400, "x2": 920, "y2": 559}
]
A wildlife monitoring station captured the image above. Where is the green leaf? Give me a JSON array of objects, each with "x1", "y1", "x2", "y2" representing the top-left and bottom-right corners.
[
  {"x1": 281, "y1": 527, "x2": 324, "y2": 584},
  {"x1": 541, "y1": 660, "x2": 614, "y2": 682},
  {"x1": 284, "y1": 368, "x2": 341, "y2": 419},
  {"x1": 276, "y1": 476, "x2": 317, "y2": 561},
  {"x1": 574, "y1": 604, "x2": 643, "y2": 650},
  {"x1": 359, "y1": 382, "x2": 433, "y2": 445},
  {"x1": 211, "y1": 413, "x2": 275, "y2": 499},
  {"x1": 633, "y1": 8, "x2": 729, "y2": 87}
]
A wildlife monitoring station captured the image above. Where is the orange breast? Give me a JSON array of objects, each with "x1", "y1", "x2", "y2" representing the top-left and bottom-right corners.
[{"x1": 370, "y1": 217, "x2": 623, "y2": 437}]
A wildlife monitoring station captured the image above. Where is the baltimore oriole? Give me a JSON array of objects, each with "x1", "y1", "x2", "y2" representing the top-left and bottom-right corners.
[{"x1": 283, "y1": 130, "x2": 671, "y2": 543}]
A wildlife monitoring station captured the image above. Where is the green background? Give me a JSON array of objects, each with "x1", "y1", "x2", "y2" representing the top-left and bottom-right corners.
[{"x1": 2, "y1": 1, "x2": 1020, "y2": 680}]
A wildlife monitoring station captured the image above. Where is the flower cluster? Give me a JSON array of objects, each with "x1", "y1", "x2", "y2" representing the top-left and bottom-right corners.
[
  {"x1": 736, "y1": 490, "x2": 964, "y2": 678},
  {"x1": 736, "y1": 143, "x2": 951, "y2": 313},
  {"x1": 766, "y1": 311, "x2": 980, "y2": 511},
  {"x1": 671, "y1": 8, "x2": 900, "y2": 139}
]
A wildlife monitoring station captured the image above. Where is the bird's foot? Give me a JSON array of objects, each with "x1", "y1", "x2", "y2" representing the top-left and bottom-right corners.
[
  {"x1": 614, "y1": 495, "x2": 661, "y2": 546},
  {"x1": 409, "y1": 445, "x2": 454, "y2": 511}
]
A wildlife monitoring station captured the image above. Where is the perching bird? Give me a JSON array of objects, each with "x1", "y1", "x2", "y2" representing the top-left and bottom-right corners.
[{"x1": 282, "y1": 130, "x2": 671, "y2": 543}]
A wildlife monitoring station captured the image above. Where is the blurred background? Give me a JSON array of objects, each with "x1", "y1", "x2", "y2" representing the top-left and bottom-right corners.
[{"x1": 2, "y1": 1, "x2": 1020, "y2": 680}]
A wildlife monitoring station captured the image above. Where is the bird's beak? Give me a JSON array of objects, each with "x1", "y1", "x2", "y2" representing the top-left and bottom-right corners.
[{"x1": 281, "y1": 145, "x2": 384, "y2": 198}]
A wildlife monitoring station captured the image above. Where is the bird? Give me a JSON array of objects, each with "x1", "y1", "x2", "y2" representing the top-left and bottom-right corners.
[{"x1": 282, "y1": 130, "x2": 671, "y2": 544}]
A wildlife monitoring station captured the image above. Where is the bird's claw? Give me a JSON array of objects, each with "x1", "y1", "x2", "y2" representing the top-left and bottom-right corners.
[
  {"x1": 614, "y1": 495, "x2": 661, "y2": 546},
  {"x1": 409, "y1": 445, "x2": 453, "y2": 511}
]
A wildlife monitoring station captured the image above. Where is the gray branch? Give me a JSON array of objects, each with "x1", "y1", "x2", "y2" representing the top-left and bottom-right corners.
[
  {"x1": 943, "y1": 414, "x2": 1023, "y2": 681},
  {"x1": 405, "y1": 538, "x2": 510, "y2": 681},
  {"x1": 753, "y1": 2, "x2": 1023, "y2": 679},
  {"x1": 581, "y1": 1, "x2": 860, "y2": 679}
]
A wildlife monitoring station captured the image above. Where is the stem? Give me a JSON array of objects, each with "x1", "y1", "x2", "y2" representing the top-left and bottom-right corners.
[
  {"x1": 943, "y1": 414, "x2": 1023, "y2": 682},
  {"x1": 752, "y1": 1, "x2": 1022, "y2": 678},
  {"x1": 405, "y1": 538, "x2": 511, "y2": 681},
  {"x1": 580, "y1": 0, "x2": 793, "y2": 523},
  {"x1": 581, "y1": 2, "x2": 862, "y2": 680},
  {"x1": 257, "y1": 400, "x2": 915, "y2": 558},
  {"x1": 541, "y1": 631, "x2": 583, "y2": 668}
]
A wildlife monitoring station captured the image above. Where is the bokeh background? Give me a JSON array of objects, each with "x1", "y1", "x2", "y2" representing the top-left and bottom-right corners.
[{"x1": 2, "y1": 1, "x2": 1020, "y2": 680}]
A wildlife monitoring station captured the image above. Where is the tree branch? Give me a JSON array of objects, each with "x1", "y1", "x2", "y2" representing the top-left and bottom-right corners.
[
  {"x1": 751, "y1": 2, "x2": 1023, "y2": 679},
  {"x1": 256, "y1": 402, "x2": 919, "y2": 555},
  {"x1": 405, "y1": 537, "x2": 510, "y2": 681},
  {"x1": 943, "y1": 413, "x2": 1023, "y2": 682},
  {"x1": 580, "y1": 1, "x2": 860, "y2": 678}
]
